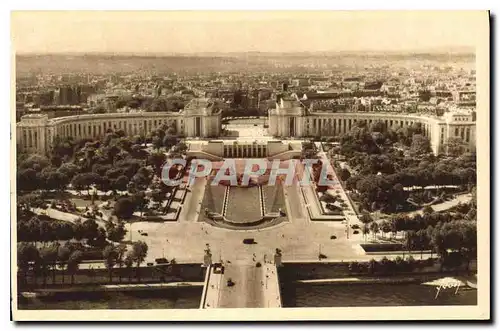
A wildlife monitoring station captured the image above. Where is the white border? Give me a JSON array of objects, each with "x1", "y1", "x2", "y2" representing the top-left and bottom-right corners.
[{"x1": 2, "y1": 1, "x2": 497, "y2": 330}]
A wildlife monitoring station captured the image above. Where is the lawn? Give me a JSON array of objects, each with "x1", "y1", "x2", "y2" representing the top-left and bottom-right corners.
[
  {"x1": 225, "y1": 186, "x2": 262, "y2": 223},
  {"x1": 198, "y1": 179, "x2": 226, "y2": 219},
  {"x1": 262, "y1": 184, "x2": 286, "y2": 214}
]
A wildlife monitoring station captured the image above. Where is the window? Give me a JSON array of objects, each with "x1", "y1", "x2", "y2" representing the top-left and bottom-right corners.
[{"x1": 455, "y1": 128, "x2": 459, "y2": 136}]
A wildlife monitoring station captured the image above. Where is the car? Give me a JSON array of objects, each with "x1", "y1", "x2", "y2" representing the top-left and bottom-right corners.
[
  {"x1": 213, "y1": 263, "x2": 225, "y2": 274},
  {"x1": 353, "y1": 230, "x2": 360, "y2": 234},
  {"x1": 155, "y1": 258, "x2": 168, "y2": 264},
  {"x1": 243, "y1": 238, "x2": 255, "y2": 244},
  {"x1": 141, "y1": 233, "x2": 149, "y2": 236}
]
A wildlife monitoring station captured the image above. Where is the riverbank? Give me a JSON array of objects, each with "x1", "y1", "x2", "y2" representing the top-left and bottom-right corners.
[
  {"x1": 18, "y1": 286, "x2": 203, "y2": 310},
  {"x1": 294, "y1": 274, "x2": 472, "y2": 287},
  {"x1": 21, "y1": 281, "x2": 204, "y2": 298}
]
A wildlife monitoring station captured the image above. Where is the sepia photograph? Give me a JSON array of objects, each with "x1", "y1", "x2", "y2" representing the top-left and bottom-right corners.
[{"x1": 10, "y1": 10, "x2": 490, "y2": 321}]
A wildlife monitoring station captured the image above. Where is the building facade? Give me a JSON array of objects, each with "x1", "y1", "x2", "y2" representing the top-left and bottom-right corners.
[
  {"x1": 16, "y1": 98, "x2": 222, "y2": 154},
  {"x1": 16, "y1": 94, "x2": 476, "y2": 156},
  {"x1": 268, "y1": 96, "x2": 476, "y2": 155}
]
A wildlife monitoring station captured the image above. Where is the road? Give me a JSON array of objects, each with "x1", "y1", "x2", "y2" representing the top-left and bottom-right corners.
[
  {"x1": 218, "y1": 263, "x2": 263, "y2": 308},
  {"x1": 31, "y1": 207, "x2": 107, "y2": 228},
  {"x1": 178, "y1": 177, "x2": 206, "y2": 222},
  {"x1": 203, "y1": 261, "x2": 281, "y2": 308},
  {"x1": 283, "y1": 184, "x2": 305, "y2": 222},
  {"x1": 315, "y1": 143, "x2": 361, "y2": 228},
  {"x1": 405, "y1": 193, "x2": 472, "y2": 218}
]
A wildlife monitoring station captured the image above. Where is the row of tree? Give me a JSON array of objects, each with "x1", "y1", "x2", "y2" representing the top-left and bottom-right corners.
[
  {"x1": 17, "y1": 214, "x2": 126, "y2": 246},
  {"x1": 17, "y1": 240, "x2": 149, "y2": 287},
  {"x1": 343, "y1": 153, "x2": 476, "y2": 213},
  {"x1": 17, "y1": 127, "x2": 186, "y2": 194},
  {"x1": 358, "y1": 208, "x2": 477, "y2": 270}
]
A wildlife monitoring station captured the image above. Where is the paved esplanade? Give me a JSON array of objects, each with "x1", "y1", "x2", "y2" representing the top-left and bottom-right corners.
[{"x1": 202, "y1": 261, "x2": 281, "y2": 308}]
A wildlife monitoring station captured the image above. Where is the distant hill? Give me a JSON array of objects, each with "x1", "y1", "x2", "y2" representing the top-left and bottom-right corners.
[{"x1": 15, "y1": 50, "x2": 475, "y2": 76}]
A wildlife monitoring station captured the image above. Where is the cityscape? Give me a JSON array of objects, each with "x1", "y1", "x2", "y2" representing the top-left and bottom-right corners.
[{"x1": 12, "y1": 11, "x2": 486, "y2": 321}]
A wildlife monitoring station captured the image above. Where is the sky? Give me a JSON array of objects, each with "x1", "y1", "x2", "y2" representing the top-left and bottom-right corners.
[{"x1": 11, "y1": 11, "x2": 486, "y2": 54}]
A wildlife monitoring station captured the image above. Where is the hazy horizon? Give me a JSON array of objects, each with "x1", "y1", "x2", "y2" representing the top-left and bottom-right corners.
[
  {"x1": 14, "y1": 47, "x2": 475, "y2": 56},
  {"x1": 11, "y1": 11, "x2": 484, "y2": 54}
]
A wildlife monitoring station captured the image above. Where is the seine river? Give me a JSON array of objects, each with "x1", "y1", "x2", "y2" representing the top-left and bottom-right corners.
[
  {"x1": 18, "y1": 283, "x2": 476, "y2": 310},
  {"x1": 18, "y1": 287, "x2": 203, "y2": 310},
  {"x1": 281, "y1": 283, "x2": 477, "y2": 307}
]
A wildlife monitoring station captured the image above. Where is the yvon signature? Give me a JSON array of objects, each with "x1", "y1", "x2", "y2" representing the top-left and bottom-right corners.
[{"x1": 435, "y1": 280, "x2": 462, "y2": 299}]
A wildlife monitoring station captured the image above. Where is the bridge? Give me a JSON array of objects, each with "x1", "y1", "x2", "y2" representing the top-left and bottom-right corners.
[{"x1": 200, "y1": 261, "x2": 282, "y2": 309}]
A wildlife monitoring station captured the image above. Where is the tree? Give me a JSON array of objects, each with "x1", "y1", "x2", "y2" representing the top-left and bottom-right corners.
[
  {"x1": 148, "y1": 152, "x2": 167, "y2": 177},
  {"x1": 67, "y1": 250, "x2": 83, "y2": 285},
  {"x1": 82, "y1": 218, "x2": 99, "y2": 246},
  {"x1": 124, "y1": 252, "x2": 135, "y2": 282},
  {"x1": 380, "y1": 220, "x2": 391, "y2": 239},
  {"x1": 163, "y1": 134, "x2": 178, "y2": 150},
  {"x1": 96, "y1": 175, "x2": 112, "y2": 194},
  {"x1": 114, "y1": 197, "x2": 136, "y2": 220},
  {"x1": 446, "y1": 137, "x2": 466, "y2": 156},
  {"x1": 72, "y1": 218, "x2": 85, "y2": 243},
  {"x1": 152, "y1": 136, "x2": 163, "y2": 151},
  {"x1": 360, "y1": 212, "x2": 373, "y2": 225},
  {"x1": 131, "y1": 171, "x2": 151, "y2": 191},
  {"x1": 369, "y1": 222, "x2": 379, "y2": 239},
  {"x1": 103, "y1": 245, "x2": 118, "y2": 283},
  {"x1": 405, "y1": 230, "x2": 417, "y2": 256},
  {"x1": 105, "y1": 145, "x2": 121, "y2": 164},
  {"x1": 319, "y1": 192, "x2": 336, "y2": 204},
  {"x1": 174, "y1": 142, "x2": 188, "y2": 155},
  {"x1": 41, "y1": 243, "x2": 59, "y2": 285},
  {"x1": 132, "y1": 135, "x2": 145, "y2": 146},
  {"x1": 39, "y1": 245, "x2": 58, "y2": 287},
  {"x1": 115, "y1": 244, "x2": 127, "y2": 283},
  {"x1": 42, "y1": 170, "x2": 69, "y2": 193},
  {"x1": 410, "y1": 134, "x2": 432, "y2": 156},
  {"x1": 17, "y1": 168, "x2": 40, "y2": 191},
  {"x1": 133, "y1": 191, "x2": 148, "y2": 218},
  {"x1": 416, "y1": 229, "x2": 429, "y2": 259},
  {"x1": 362, "y1": 224, "x2": 370, "y2": 242},
  {"x1": 93, "y1": 227, "x2": 108, "y2": 249},
  {"x1": 338, "y1": 168, "x2": 351, "y2": 182},
  {"x1": 368, "y1": 258, "x2": 377, "y2": 275},
  {"x1": 17, "y1": 243, "x2": 40, "y2": 287},
  {"x1": 113, "y1": 175, "x2": 130, "y2": 193},
  {"x1": 57, "y1": 246, "x2": 71, "y2": 284},
  {"x1": 422, "y1": 205, "x2": 434, "y2": 215},
  {"x1": 461, "y1": 222, "x2": 477, "y2": 271},
  {"x1": 418, "y1": 89, "x2": 432, "y2": 102},
  {"x1": 106, "y1": 219, "x2": 127, "y2": 243},
  {"x1": 390, "y1": 218, "x2": 398, "y2": 239},
  {"x1": 71, "y1": 173, "x2": 100, "y2": 196},
  {"x1": 19, "y1": 154, "x2": 50, "y2": 170},
  {"x1": 131, "y1": 241, "x2": 148, "y2": 282},
  {"x1": 114, "y1": 197, "x2": 137, "y2": 241}
]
